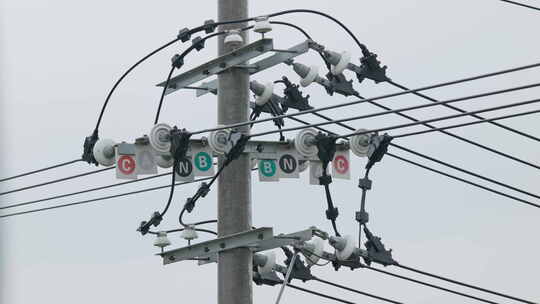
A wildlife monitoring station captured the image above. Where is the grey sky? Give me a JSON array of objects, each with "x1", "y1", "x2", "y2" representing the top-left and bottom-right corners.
[{"x1": 1, "y1": 0, "x2": 539, "y2": 303}]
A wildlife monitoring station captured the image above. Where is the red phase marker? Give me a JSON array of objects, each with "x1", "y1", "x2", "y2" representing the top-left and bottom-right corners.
[
  {"x1": 333, "y1": 155, "x2": 349, "y2": 174},
  {"x1": 118, "y1": 155, "x2": 136, "y2": 175}
]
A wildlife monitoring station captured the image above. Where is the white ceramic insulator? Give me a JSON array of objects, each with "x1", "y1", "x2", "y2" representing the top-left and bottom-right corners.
[
  {"x1": 224, "y1": 31, "x2": 243, "y2": 47},
  {"x1": 181, "y1": 227, "x2": 198, "y2": 241},
  {"x1": 331, "y1": 51, "x2": 351, "y2": 75},
  {"x1": 93, "y1": 139, "x2": 116, "y2": 166},
  {"x1": 255, "y1": 82, "x2": 273, "y2": 106},
  {"x1": 294, "y1": 128, "x2": 318, "y2": 157},
  {"x1": 304, "y1": 237, "x2": 324, "y2": 266},
  {"x1": 300, "y1": 65, "x2": 319, "y2": 87},
  {"x1": 258, "y1": 251, "x2": 276, "y2": 274},
  {"x1": 253, "y1": 18, "x2": 272, "y2": 34},
  {"x1": 149, "y1": 123, "x2": 172, "y2": 154},
  {"x1": 208, "y1": 127, "x2": 230, "y2": 155},
  {"x1": 153, "y1": 232, "x2": 171, "y2": 248},
  {"x1": 335, "y1": 235, "x2": 355, "y2": 261},
  {"x1": 156, "y1": 154, "x2": 174, "y2": 168},
  {"x1": 349, "y1": 128, "x2": 372, "y2": 157}
]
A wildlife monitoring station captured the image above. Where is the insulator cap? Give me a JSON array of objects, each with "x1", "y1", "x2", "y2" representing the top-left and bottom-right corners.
[
  {"x1": 153, "y1": 231, "x2": 171, "y2": 248},
  {"x1": 93, "y1": 139, "x2": 116, "y2": 166}
]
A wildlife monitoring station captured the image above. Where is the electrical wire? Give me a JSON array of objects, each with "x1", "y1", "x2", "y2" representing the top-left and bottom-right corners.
[
  {"x1": 498, "y1": 0, "x2": 540, "y2": 11},
  {"x1": 391, "y1": 143, "x2": 540, "y2": 201},
  {"x1": 0, "y1": 176, "x2": 214, "y2": 219},
  {"x1": 311, "y1": 277, "x2": 404, "y2": 304},
  {"x1": 0, "y1": 159, "x2": 82, "y2": 183},
  {"x1": 395, "y1": 263, "x2": 537, "y2": 304},
  {"x1": 0, "y1": 172, "x2": 171, "y2": 210},
  {"x1": 189, "y1": 67, "x2": 540, "y2": 135},
  {"x1": 285, "y1": 112, "x2": 540, "y2": 209},
  {"x1": 393, "y1": 108, "x2": 540, "y2": 138},
  {"x1": 154, "y1": 66, "x2": 176, "y2": 125},
  {"x1": 387, "y1": 80, "x2": 540, "y2": 143},
  {"x1": 159, "y1": 164, "x2": 177, "y2": 218},
  {"x1": 386, "y1": 153, "x2": 540, "y2": 208},
  {"x1": 286, "y1": 283, "x2": 358, "y2": 304},
  {"x1": 149, "y1": 227, "x2": 218, "y2": 236},
  {"x1": 94, "y1": 38, "x2": 180, "y2": 132},
  {"x1": 364, "y1": 265, "x2": 501, "y2": 304},
  {"x1": 0, "y1": 167, "x2": 115, "y2": 197}
]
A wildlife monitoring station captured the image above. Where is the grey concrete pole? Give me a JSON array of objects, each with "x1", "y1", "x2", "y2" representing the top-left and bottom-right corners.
[{"x1": 217, "y1": 1, "x2": 252, "y2": 304}]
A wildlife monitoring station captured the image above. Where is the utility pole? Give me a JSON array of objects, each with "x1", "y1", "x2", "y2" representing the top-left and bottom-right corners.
[{"x1": 217, "y1": 1, "x2": 252, "y2": 304}]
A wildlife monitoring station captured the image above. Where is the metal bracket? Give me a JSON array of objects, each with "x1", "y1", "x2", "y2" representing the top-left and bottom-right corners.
[
  {"x1": 157, "y1": 39, "x2": 274, "y2": 96},
  {"x1": 196, "y1": 40, "x2": 311, "y2": 97},
  {"x1": 162, "y1": 227, "x2": 319, "y2": 266}
]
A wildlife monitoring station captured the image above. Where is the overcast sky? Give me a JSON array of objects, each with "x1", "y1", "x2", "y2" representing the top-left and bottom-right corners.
[{"x1": 1, "y1": 0, "x2": 539, "y2": 303}]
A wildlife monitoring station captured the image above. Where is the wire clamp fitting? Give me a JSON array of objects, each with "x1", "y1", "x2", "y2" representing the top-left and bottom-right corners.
[
  {"x1": 171, "y1": 54, "x2": 184, "y2": 69},
  {"x1": 366, "y1": 133, "x2": 393, "y2": 170},
  {"x1": 224, "y1": 131, "x2": 250, "y2": 163},
  {"x1": 82, "y1": 130, "x2": 99, "y2": 165},
  {"x1": 202, "y1": 19, "x2": 217, "y2": 34},
  {"x1": 324, "y1": 73, "x2": 357, "y2": 97},
  {"x1": 355, "y1": 210, "x2": 369, "y2": 225},
  {"x1": 169, "y1": 127, "x2": 192, "y2": 162},
  {"x1": 191, "y1": 36, "x2": 205, "y2": 51},
  {"x1": 278, "y1": 76, "x2": 313, "y2": 112},
  {"x1": 363, "y1": 226, "x2": 395, "y2": 266},
  {"x1": 357, "y1": 52, "x2": 389, "y2": 84},
  {"x1": 282, "y1": 247, "x2": 313, "y2": 282},
  {"x1": 137, "y1": 211, "x2": 163, "y2": 235}
]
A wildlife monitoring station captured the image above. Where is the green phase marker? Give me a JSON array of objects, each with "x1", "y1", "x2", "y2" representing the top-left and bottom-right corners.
[
  {"x1": 194, "y1": 152, "x2": 212, "y2": 171},
  {"x1": 259, "y1": 159, "x2": 276, "y2": 177}
]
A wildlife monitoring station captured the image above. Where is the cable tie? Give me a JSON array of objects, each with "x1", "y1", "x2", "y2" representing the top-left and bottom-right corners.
[
  {"x1": 196, "y1": 182, "x2": 210, "y2": 198},
  {"x1": 203, "y1": 19, "x2": 217, "y2": 34},
  {"x1": 325, "y1": 207, "x2": 339, "y2": 221},
  {"x1": 171, "y1": 54, "x2": 184, "y2": 69},
  {"x1": 358, "y1": 177, "x2": 372, "y2": 190},
  {"x1": 191, "y1": 36, "x2": 205, "y2": 51}
]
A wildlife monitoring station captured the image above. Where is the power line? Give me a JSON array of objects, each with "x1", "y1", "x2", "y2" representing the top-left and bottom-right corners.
[
  {"x1": 312, "y1": 276, "x2": 404, "y2": 304},
  {"x1": 285, "y1": 113, "x2": 540, "y2": 209},
  {"x1": 0, "y1": 172, "x2": 171, "y2": 210},
  {"x1": 190, "y1": 65, "x2": 540, "y2": 135},
  {"x1": 0, "y1": 176, "x2": 214, "y2": 219},
  {"x1": 364, "y1": 265, "x2": 501, "y2": 304},
  {"x1": 0, "y1": 167, "x2": 115, "y2": 197},
  {"x1": 0, "y1": 159, "x2": 82, "y2": 183},
  {"x1": 396, "y1": 263, "x2": 537, "y2": 304},
  {"x1": 498, "y1": 0, "x2": 540, "y2": 11},
  {"x1": 393, "y1": 108, "x2": 540, "y2": 138},
  {"x1": 286, "y1": 283, "x2": 358, "y2": 304},
  {"x1": 386, "y1": 153, "x2": 540, "y2": 208},
  {"x1": 387, "y1": 80, "x2": 540, "y2": 143},
  {"x1": 390, "y1": 143, "x2": 540, "y2": 201}
]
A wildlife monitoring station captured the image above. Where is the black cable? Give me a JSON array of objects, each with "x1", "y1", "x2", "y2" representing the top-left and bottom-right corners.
[
  {"x1": 393, "y1": 108, "x2": 540, "y2": 138},
  {"x1": 286, "y1": 283, "x2": 358, "y2": 304},
  {"x1": 0, "y1": 167, "x2": 115, "y2": 196},
  {"x1": 364, "y1": 266, "x2": 501, "y2": 304},
  {"x1": 396, "y1": 264, "x2": 537, "y2": 304},
  {"x1": 387, "y1": 80, "x2": 540, "y2": 143},
  {"x1": 154, "y1": 66, "x2": 176, "y2": 125},
  {"x1": 312, "y1": 277, "x2": 404, "y2": 304},
  {"x1": 149, "y1": 227, "x2": 218, "y2": 236},
  {"x1": 285, "y1": 113, "x2": 540, "y2": 209},
  {"x1": 323, "y1": 182, "x2": 341, "y2": 237},
  {"x1": 94, "y1": 38, "x2": 180, "y2": 132},
  {"x1": 386, "y1": 152, "x2": 540, "y2": 208},
  {"x1": 159, "y1": 164, "x2": 177, "y2": 217},
  {"x1": 154, "y1": 31, "x2": 226, "y2": 124},
  {"x1": 191, "y1": 72, "x2": 540, "y2": 135},
  {"x1": 391, "y1": 143, "x2": 540, "y2": 201},
  {"x1": 0, "y1": 176, "x2": 214, "y2": 219},
  {"x1": 0, "y1": 159, "x2": 82, "y2": 183},
  {"x1": 498, "y1": 0, "x2": 540, "y2": 11},
  {"x1": 0, "y1": 172, "x2": 172, "y2": 210}
]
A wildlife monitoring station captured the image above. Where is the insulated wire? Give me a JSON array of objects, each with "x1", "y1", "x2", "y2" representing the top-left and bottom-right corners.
[
  {"x1": 0, "y1": 176, "x2": 214, "y2": 219},
  {"x1": 387, "y1": 80, "x2": 540, "y2": 143},
  {"x1": 0, "y1": 167, "x2": 115, "y2": 196},
  {"x1": 286, "y1": 114, "x2": 540, "y2": 208},
  {"x1": 395, "y1": 263, "x2": 537, "y2": 304},
  {"x1": 0, "y1": 159, "x2": 82, "y2": 183},
  {"x1": 498, "y1": 0, "x2": 540, "y2": 11},
  {"x1": 364, "y1": 266, "x2": 501, "y2": 304},
  {"x1": 286, "y1": 284, "x2": 358, "y2": 304},
  {"x1": 189, "y1": 68, "x2": 540, "y2": 135},
  {"x1": 311, "y1": 276, "x2": 404, "y2": 304}
]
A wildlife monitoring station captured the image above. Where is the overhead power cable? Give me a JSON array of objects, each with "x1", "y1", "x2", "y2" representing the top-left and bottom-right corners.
[
  {"x1": 286, "y1": 284, "x2": 358, "y2": 304},
  {"x1": 286, "y1": 112, "x2": 540, "y2": 209},
  {"x1": 0, "y1": 176, "x2": 214, "y2": 219},
  {"x1": 386, "y1": 153, "x2": 540, "y2": 208},
  {"x1": 393, "y1": 108, "x2": 540, "y2": 138},
  {"x1": 391, "y1": 143, "x2": 540, "y2": 201},
  {"x1": 498, "y1": 0, "x2": 540, "y2": 11},
  {"x1": 364, "y1": 265, "x2": 501, "y2": 304},
  {"x1": 0, "y1": 159, "x2": 82, "y2": 183},
  {"x1": 0, "y1": 172, "x2": 172, "y2": 210},
  {"x1": 387, "y1": 80, "x2": 540, "y2": 143},
  {"x1": 396, "y1": 263, "x2": 537, "y2": 304},
  {"x1": 0, "y1": 167, "x2": 115, "y2": 197},
  {"x1": 311, "y1": 277, "x2": 404, "y2": 304}
]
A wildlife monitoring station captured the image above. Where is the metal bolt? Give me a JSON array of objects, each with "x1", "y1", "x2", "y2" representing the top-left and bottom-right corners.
[
  {"x1": 258, "y1": 233, "x2": 264, "y2": 240},
  {"x1": 220, "y1": 243, "x2": 226, "y2": 249},
  {"x1": 204, "y1": 247, "x2": 210, "y2": 252}
]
